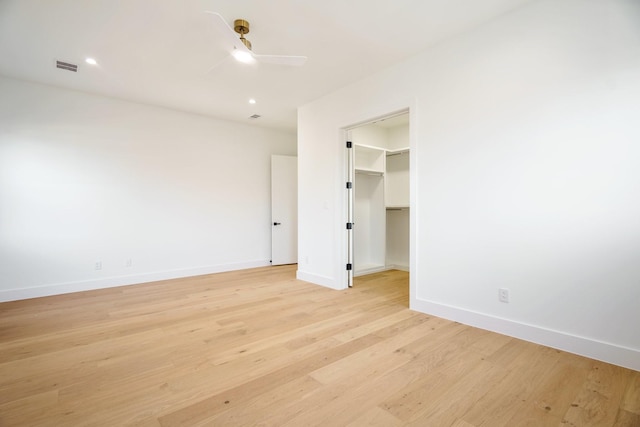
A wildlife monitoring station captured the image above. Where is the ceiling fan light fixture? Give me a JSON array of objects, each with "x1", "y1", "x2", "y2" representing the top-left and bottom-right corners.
[
  {"x1": 206, "y1": 12, "x2": 306, "y2": 68},
  {"x1": 232, "y1": 49, "x2": 255, "y2": 64}
]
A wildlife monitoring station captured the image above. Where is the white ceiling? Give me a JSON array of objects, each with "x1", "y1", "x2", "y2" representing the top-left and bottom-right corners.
[{"x1": 0, "y1": 0, "x2": 534, "y2": 132}]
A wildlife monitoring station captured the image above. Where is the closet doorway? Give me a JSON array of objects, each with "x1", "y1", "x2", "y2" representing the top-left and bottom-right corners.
[{"x1": 346, "y1": 111, "x2": 410, "y2": 288}]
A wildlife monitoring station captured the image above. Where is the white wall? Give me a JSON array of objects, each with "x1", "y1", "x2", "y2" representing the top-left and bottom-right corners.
[
  {"x1": 350, "y1": 123, "x2": 410, "y2": 151},
  {"x1": 387, "y1": 125, "x2": 409, "y2": 151},
  {"x1": 0, "y1": 77, "x2": 296, "y2": 301},
  {"x1": 298, "y1": 0, "x2": 640, "y2": 371},
  {"x1": 386, "y1": 209, "x2": 409, "y2": 269},
  {"x1": 351, "y1": 125, "x2": 388, "y2": 149}
]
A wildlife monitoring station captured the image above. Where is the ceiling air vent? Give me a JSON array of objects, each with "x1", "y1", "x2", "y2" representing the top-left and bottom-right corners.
[
  {"x1": 249, "y1": 114, "x2": 261, "y2": 119},
  {"x1": 56, "y1": 60, "x2": 78, "y2": 72}
]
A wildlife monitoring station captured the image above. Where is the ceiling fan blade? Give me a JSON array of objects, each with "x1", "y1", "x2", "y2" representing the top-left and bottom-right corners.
[
  {"x1": 204, "y1": 11, "x2": 307, "y2": 67},
  {"x1": 205, "y1": 55, "x2": 232, "y2": 74},
  {"x1": 253, "y1": 54, "x2": 307, "y2": 67},
  {"x1": 204, "y1": 11, "x2": 251, "y2": 54}
]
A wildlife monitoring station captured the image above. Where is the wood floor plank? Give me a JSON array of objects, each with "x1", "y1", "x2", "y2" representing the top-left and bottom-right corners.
[
  {"x1": 345, "y1": 406, "x2": 404, "y2": 427},
  {"x1": 157, "y1": 334, "x2": 385, "y2": 426},
  {"x1": 0, "y1": 265, "x2": 636, "y2": 426},
  {"x1": 0, "y1": 390, "x2": 59, "y2": 426},
  {"x1": 502, "y1": 353, "x2": 591, "y2": 426},
  {"x1": 381, "y1": 332, "x2": 509, "y2": 425},
  {"x1": 560, "y1": 362, "x2": 630, "y2": 426},
  {"x1": 613, "y1": 409, "x2": 640, "y2": 427},
  {"x1": 458, "y1": 343, "x2": 564, "y2": 426},
  {"x1": 407, "y1": 363, "x2": 508, "y2": 426},
  {"x1": 195, "y1": 375, "x2": 324, "y2": 427},
  {"x1": 620, "y1": 371, "x2": 640, "y2": 415}
]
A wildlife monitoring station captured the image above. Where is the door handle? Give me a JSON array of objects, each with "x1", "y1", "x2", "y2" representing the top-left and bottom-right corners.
[{"x1": 273, "y1": 222, "x2": 281, "y2": 226}]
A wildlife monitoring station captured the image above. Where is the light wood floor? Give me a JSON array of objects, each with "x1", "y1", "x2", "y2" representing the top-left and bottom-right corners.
[{"x1": 0, "y1": 266, "x2": 638, "y2": 426}]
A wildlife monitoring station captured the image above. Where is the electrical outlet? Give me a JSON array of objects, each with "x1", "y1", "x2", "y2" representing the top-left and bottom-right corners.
[
  {"x1": 95, "y1": 261, "x2": 102, "y2": 271},
  {"x1": 499, "y1": 288, "x2": 509, "y2": 303}
]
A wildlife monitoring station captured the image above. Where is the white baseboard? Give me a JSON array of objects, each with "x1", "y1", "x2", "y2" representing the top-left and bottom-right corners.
[
  {"x1": 296, "y1": 270, "x2": 341, "y2": 290},
  {"x1": 411, "y1": 298, "x2": 640, "y2": 372},
  {"x1": 353, "y1": 264, "x2": 409, "y2": 277},
  {"x1": 386, "y1": 264, "x2": 410, "y2": 272},
  {"x1": 0, "y1": 260, "x2": 271, "y2": 303},
  {"x1": 354, "y1": 266, "x2": 387, "y2": 277}
]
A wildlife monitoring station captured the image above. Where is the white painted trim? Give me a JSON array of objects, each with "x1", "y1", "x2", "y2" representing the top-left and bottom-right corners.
[
  {"x1": 297, "y1": 270, "x2": 343, "y2": 290},
  {"x1": 353, "y1": 264, "x2": 409, "y2": 277},
  {"x1": 0, "y1": 260, "x2": 271, "y2": 302},
  {"x1": 338, "y1": 100, "x2": 417, "y2": 295},
  {"x1": 354, "y1": 266, "x2": 387, "y2": 277},
  {"x1": 386, "y1": 264, "x2": 410, "y2": 272},
  {"x1": 412, "y1": 298, "x2": 640, "y2": 372}
]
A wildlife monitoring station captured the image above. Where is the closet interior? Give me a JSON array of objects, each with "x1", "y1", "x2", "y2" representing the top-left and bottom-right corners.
[{"x1": 351, "y1": 113, "x2": 409, "y2": 277}]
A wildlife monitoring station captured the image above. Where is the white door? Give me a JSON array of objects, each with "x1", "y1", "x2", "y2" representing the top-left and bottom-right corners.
[
  {"x1": 271, "y1": 155, "x2": 298, "y2": 265},
  {"x1": 346, "y1": 138, "x2": 354, "y2": 287}
]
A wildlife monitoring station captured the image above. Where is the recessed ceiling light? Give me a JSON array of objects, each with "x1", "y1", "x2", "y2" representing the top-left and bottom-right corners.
[
  {"x1": 249, "y1": 99, "x2": 256, "y2": 104},
  {"x1": 85, "y1": 58, "x2": 97, "y2": 65}
]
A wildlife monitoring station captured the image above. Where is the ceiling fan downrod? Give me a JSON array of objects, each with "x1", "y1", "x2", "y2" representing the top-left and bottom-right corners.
[{"x1": 234, "y1": 19, "x2": 252, "y2": 50}]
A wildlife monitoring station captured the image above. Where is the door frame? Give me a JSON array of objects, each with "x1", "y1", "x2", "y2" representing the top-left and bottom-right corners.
[
  {"x1": 271, "y1": 154, "x2": 298, "y2": 265},
  {"x1": 342, "y1": 108, "x2": 413, "y2": 290}
]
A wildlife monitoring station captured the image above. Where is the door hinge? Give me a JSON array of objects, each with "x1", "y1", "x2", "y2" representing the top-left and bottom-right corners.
[
  {"x1": 346, "y1": 141, "x2": 352, "y2": 148},
  {"x1": 346, "y1": 181, "x2": 352, "y2": 189},
  {"x1": 346, "y1": 263, "x2": 353, "y2": 271},
  {"x1": 346, "y1": 222, "x2": 353, "y2": 229}
]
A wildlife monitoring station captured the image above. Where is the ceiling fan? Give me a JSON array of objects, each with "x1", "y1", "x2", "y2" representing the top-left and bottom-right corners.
[{"x1": 205, "y1": 12, "x2": 307, "y2": 67}]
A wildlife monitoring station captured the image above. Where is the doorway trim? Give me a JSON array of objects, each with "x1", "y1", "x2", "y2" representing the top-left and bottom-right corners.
[{"x1": 340, "y1": 104, "x2": 417, "y2": 306}]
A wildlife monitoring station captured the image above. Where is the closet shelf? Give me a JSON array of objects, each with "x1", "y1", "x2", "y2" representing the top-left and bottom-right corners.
[
  {"x1": 354, "y1": 143, "x2": 386, "y2": 151},
  {"x1": 355, "y1": 168, "x2": 384, "y2": 175},
  {"x1": 351, "y1": 117, "x2": 409, "y2": 278},
  {"x1": 386, "y1": 147, "x2": 410, "y2": 155}
]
